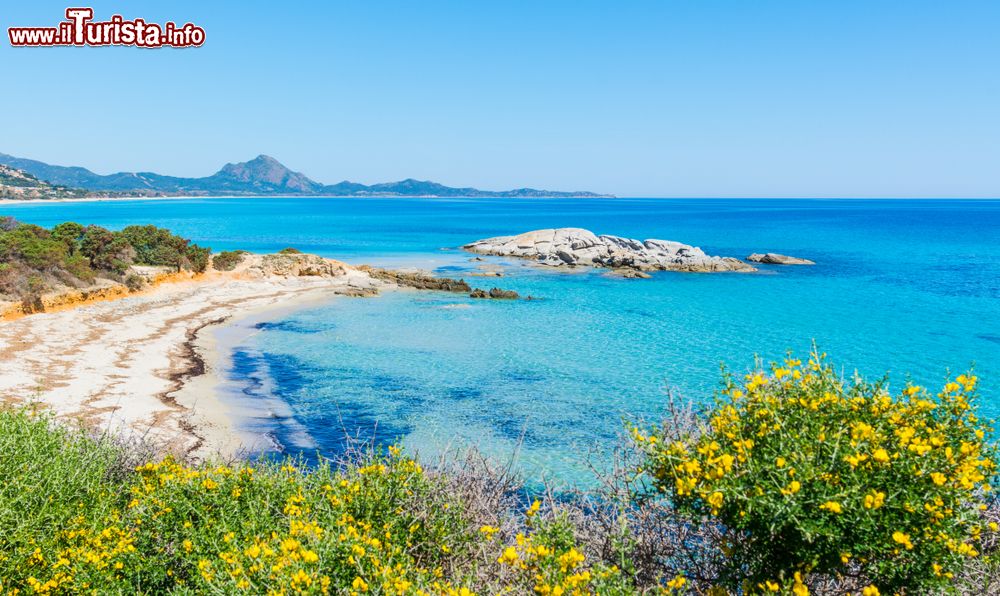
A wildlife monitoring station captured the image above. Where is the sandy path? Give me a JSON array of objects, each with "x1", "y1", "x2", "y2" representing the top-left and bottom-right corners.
[{"x1": 0, "y1": 269, "x2": 381, "y2": 460}]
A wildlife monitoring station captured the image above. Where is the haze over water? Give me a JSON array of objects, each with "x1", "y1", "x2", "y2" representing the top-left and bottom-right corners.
[{"x1": 5, "y1": 197, "x2": 999, "y2": 484}]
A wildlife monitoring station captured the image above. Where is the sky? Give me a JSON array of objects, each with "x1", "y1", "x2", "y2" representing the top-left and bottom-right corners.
[{"x1": 1, "y1": 1, "x2": 998, "y2": 197}]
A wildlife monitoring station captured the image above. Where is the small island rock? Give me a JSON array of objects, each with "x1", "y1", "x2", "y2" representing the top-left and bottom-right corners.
[
  {"x1": 463, "y1": 228, "x2": 755, "y2": 273},
  {"x1": 746, "y1": 253, "x2": 815, "y2": 266}
]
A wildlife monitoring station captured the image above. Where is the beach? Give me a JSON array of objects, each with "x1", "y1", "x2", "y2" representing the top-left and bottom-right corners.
[{"x1": 0, "y1": 262, "x2": 383, "y2": 461}]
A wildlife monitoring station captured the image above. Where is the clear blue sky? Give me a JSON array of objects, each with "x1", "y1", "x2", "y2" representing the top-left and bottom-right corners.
[{"x1": 2, "y1": 1, "x2": 998, "y2": 197}]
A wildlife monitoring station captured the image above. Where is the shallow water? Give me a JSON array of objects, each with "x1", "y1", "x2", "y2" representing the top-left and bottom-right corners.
[{"x1": 5, "y1": 198, "x2": 999, "y2": 484}]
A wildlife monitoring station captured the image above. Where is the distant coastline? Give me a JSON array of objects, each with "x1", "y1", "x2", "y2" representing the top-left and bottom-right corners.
[
  {"x1": 0, "y1": 193, "x2": 618, "y2": 206},
  {"x1": 0, "y1": 152, "x2": 614, "y2": 200}
]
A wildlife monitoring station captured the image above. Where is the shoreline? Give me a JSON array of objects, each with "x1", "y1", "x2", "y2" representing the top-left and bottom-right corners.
[
  {"x1": 173, "y1": 286, "x2": 358, "y2": 461},
  {"x1": 0, "y1": 263, "x2": 385, "y2": 462}
]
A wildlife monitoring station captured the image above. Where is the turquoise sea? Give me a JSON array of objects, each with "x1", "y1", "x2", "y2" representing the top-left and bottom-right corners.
[{"x1": 4, "y1": 198, "x2": 999, "y2": 484}]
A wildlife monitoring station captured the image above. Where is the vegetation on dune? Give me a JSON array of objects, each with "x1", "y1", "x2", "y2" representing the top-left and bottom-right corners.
[
  {"x1": 0, "y1": 409, "x2": 631, "y2": 595},
  {"x1": 1, "y1": 353, "x2": 998, "y2": 594},
  {"x1": 212, "y1": 250, "x2": 248, "y2": 272},
  {"x1": 634, "y1": 353, "x2": 1000, "y2": 594},
  {"x1": 0, "y1": 219, "x2": 211, "y2": 306}
]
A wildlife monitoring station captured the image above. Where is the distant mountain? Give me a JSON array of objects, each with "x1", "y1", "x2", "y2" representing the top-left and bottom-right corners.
[{"x1": 0, "y1": 153, "x2": 613, "y2": 198}]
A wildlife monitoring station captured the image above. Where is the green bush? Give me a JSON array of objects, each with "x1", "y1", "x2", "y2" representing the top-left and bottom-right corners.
[
  {"x1": 0, "y1": 222, "x2": 212, "y2": 301},
  {"x1": 0, "y1": 410, "x2": 633, "y2": 595},
  {"x1": 2, "y1": 353, "x2": 997, "y2": 595},
  {"x1": 636, "y1": 352, "x2": 998, "y2": 594},
  {"x1": 279, "y1": 247, "x2": 303, "y2": 254},
  {"x1": 124, "y1": 273, "x2": 145, "y2": 292},
  {"x1": 212, "y1": 250, "x2": 246, "y2": 271}
]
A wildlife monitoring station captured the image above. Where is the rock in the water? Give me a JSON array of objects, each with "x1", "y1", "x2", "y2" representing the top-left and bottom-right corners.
[
  {"x1": 470, "y1": 287, "x2": 519, "y2": 300},
  {"x1": 616, "y1": 269, "x2": 652, "y2": 279},
  {"x1": 463, "y1": 228, "x2": 755, "y2": 273},
  {"x1": 746, "y1": 253, "x2": 815, "y2": 266},
  {"x1": 360, "y1": 267, "x2": 472, "y2": 292}
]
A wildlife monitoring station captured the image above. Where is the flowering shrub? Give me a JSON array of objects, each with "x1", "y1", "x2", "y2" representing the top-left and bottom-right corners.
[
  {"x1": 636, "y1": 353, "x2": 998, "y2": 594},
  {"x1": 490, "y1": 502, "x2": 632, "y2": 595},
  {"x1": 0, "y1": 410, "x2": 637, "y2": 595},
  {"x1": 2, "y1": 351, "x2": 998, "y2": 595}
]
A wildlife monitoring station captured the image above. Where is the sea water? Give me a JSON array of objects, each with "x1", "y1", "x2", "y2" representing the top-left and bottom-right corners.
[{"x1": 5, "y1": 198, "x2": 999, "y2": 484}]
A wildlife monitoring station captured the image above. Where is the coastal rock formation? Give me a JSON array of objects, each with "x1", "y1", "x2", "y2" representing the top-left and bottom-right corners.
[
  {"x1": 470, "y1": 288, "x2": 519, "y2": 300},
  {"x1": 361, "y1": 267, "x2": 473, "y2": 292},
  {"x1": 240, "y1": 253, "x2": 350, "y2": 278},
  {"x1": 747, "y1": 253, "x2": 815, "y2": 266},
  {"x1": 463, "y1": 228, "x2": 755, "y2": 273}
]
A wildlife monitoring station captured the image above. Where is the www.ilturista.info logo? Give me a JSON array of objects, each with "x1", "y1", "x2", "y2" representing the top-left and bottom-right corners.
[{"x1": 8, "y1": 8, "x2": 205, "y2": 48}]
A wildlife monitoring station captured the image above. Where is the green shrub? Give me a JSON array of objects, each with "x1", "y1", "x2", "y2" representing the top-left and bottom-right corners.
[
  {"x1": 636, "y1": 352, "x2": 998, "y2": 594},
  {"x1": 0, "y1": 410, "x2": 635, "y2": 595},
  {"x1": 185, "y1": 245, "x2": 211, "y2": 274},
  {"x1": 51, "y1": 222, "x2": 85, "y2": 255},
  {"x1": 212, "y1": 250, "x2": 246, "y2": 271},
  {"x1": 0, "y1": 221, "x2": 211, "y2": 301},
  {"x1": 279, "y1": 247, "x2": 303, "y2": 254},
  {"x1": 124, "y1": 273, "x2": 145, "y2": 292}
]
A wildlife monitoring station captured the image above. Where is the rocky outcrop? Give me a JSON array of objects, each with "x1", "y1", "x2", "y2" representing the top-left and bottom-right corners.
[
  {"x1": 361, "y1": 268, "x2": 472, "y2": 292},
  {"x1": 470, "y1": 288, "x2": 519, "y2": 300},
  {"x1": 361, "y1": 267, "x2": 527, "y2": 300},
  {"x1": 747, "y1": 253, "x2": 815, "y2": 266},
  {"x1": 463, "y1": 228, "x2": 755, "y2": 273},
  {"x1": 239, "y1": 253, "x2": 350, "y2": 278}
]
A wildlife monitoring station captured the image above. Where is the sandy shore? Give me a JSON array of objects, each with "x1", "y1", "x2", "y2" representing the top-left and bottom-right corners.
[{"x1": 0, "y1": 265, "x2": 383, "y2": 461}]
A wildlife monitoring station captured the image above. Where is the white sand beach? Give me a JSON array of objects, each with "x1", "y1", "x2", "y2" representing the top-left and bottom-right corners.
[{"x1": 0, "y1": 257, "x2": 384, "y2": 461}]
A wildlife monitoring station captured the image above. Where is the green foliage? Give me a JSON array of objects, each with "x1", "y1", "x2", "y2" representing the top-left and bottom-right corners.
[
  {"x1": 637, "y1": 352, "x2": 998, "y2": 594},
  {"x1": 212, "y1": 250, "x2": 246, "y2": 272},
  {"x1": 0, "y1": 224, "x2": 68, "y2": 270},
  {"x1": 185, "y1": 245, "x2": 211, "y2": 274},
  {"x1": 118, "y1": 225, "x2": 210, "y2": 272},
  {"x1": 0, "y1": 410, "x2": 634, "y2": 595},
  {"x1": 279, "y1": 247, "x2": 303, "y2": 254},
  {"x1": 50, "y1": 222, "x2": 85, "y2": 255},
  {"x1": 0, "y1": 222, "x2": 212, "y2": 301},
  {"x1": 123, "y1": 274, "x2": 145, "y2": 292}
]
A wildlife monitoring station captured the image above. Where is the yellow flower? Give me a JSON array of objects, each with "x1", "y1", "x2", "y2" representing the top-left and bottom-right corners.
[
  {"x1": 557, "y1": 548, "x2": 585, "y2": 571},
  {"x1": 776, "y1": 457, "x2": 787, "y2": 468},
  {"x1": 666, "y1": 575, "x2": 687, "y2": 590},
  {"x1": 781, "y1": 480, "x2": 801, "y2": 496},
  {"x1": 864, "y1": 491, "x2": 886, "y2": 510},
  {"x1": 792, "y1": 571, "x2": 809, "y2": 596},
  {"x1": 526, "y1": 499, "x2": 541, "y2": 517},
  {"x1": 930, "y1": 472, "x2": 947, "y2": 486},
  {"x1": 892, "y1": 531, "x2": 914, "y2": 550},
  {"x1": 819, "y1": 501, "x2": 842, "y2": 514},
  {"x1": 352, "y1": 576, "x2": 369, "y2": 592},
  {"x1": 872, "y1": 448, "x2": 890, "y2": 463},
  {"x1": 862, "y1": 586, "x2": 880, "y2": 596},
  {"x1": 707, "y1": 492, "x2": 724, "y2": 513},
  {"x1": 498, "y1": 546, "x2": 519, "y2": 565}
]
